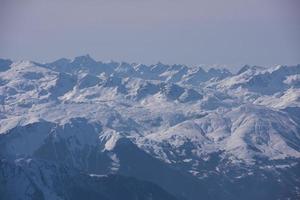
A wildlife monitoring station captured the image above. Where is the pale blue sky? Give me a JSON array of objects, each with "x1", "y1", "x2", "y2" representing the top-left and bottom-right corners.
[{"x1": 0, "y1": 0, "x2": 299, "y2": 67}]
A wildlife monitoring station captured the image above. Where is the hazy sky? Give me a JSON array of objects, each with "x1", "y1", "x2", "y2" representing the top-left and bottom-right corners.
[{"x1": 0, "y1": 0, "x2": 299, "y2": 66}]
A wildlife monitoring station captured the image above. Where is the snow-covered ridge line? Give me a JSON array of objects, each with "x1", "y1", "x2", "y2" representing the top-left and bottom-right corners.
[{"x1": 0, "y1": 55, "x2": 248, "y2": 76}]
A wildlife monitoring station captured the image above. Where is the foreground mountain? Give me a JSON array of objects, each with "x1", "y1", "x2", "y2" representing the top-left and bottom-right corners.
[
  {"x1": 0, "y1": 56, "x2": 300, "y2": 200},
  {"x1": 0, "y1": 159, "x2": 177, "y2": 200}
]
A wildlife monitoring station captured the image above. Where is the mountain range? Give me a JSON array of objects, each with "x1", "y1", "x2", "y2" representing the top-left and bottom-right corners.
[{"x1": 0, "y1": 55, "x2": 300, "y2": 200}]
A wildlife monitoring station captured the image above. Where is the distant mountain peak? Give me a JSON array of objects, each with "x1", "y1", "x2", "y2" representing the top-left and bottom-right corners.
[{"x1": 72, "y1": 54, "x2": 97, "y2": 66}]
